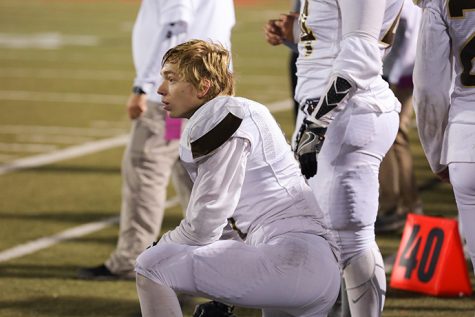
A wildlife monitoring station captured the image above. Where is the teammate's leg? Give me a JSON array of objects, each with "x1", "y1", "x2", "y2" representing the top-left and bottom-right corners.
[
  {"x1": 449, "y1": 162, "x2": 475, "y2": 274},
  {"x1": 310, "y1": 106, "x2": 398, "y2": 317},
  {"x1": 343, "y1": 246, "x2": 386, "y2": 316}
]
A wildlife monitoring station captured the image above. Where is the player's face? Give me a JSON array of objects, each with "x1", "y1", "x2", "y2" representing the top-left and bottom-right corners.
[{"x1": 158, "y1": 62, "x2": 204, "y2": 119}]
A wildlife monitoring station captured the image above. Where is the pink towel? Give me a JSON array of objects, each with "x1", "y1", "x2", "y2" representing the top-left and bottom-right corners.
[{"x1": 165, "y1": 115, "x2": 182, "y2": 140}]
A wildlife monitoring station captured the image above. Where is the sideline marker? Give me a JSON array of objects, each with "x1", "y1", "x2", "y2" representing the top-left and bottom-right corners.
[{"x1": 390, "y1": 213, "x2": 472, "y2": 296}]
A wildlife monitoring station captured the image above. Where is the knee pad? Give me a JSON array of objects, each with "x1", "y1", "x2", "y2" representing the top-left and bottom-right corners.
[
  {"x1": 192, "y1": 301, "x2": 236, "y2": 317},
  {"x1": 342, "y1": 247, "x2": 386, "y2": 317}
]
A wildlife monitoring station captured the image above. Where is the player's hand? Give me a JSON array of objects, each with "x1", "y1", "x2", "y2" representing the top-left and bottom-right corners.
[
  {"x1": 264, "y1": 13, "x2": 298, "y2": 46},
  {"x1": 264, "y1": 19, "x2": 284, "y2": 45},
  {"x1": 276, "y1": 12, "x2": 298, "y2": 43},
  {"x1": 294, "y1": 119, "x2": 327, "y2": 179},
  {"x1": 127, "y1": 93, "x2": 147, "y2": 119},
  {"x1": 436, "y1": 167, "x2": 450, "y2": 183}
]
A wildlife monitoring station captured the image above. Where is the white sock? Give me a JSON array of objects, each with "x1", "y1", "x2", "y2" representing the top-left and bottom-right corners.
[
  {"x1": 343, "y1": 247, "x2": 386, "y2": 317},
  {"x1": 136, "y1": 273, "x2": 182, "y2": 317}
]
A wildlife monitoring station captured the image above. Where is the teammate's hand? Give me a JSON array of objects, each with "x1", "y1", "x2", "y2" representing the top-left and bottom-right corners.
[
  {"x1": 127, "y1": 93, "x2": 147, "y2": 119},
  {"x1": 294, "y1": 119, "x2": 327, "y2": 179},
  {"x1": 264, "y1": 12, "x2": 298, "y2": 46},
  {"x1": 264, "y1": 19, "x2": 284, "y2": 45},
  {"x1": 276, "y1": 12, "x2": 298, "y2": 43}
]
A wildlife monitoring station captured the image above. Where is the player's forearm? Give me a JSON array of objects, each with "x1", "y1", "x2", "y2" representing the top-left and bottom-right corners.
[
  {"x1": 307, "y1": 76, "x2": 352, "y2": 127},
  {"x1": 307, "y1": 0, "x2": 387, "y2": 126}
]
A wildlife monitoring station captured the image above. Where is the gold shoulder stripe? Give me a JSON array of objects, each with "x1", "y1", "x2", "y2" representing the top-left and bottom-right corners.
[
  {"x1": 380, "y1": 5, "x2": 403, "y2": 49},
  {"x1": 191, "y1": 112, "x2": 243, "y2": 159}
]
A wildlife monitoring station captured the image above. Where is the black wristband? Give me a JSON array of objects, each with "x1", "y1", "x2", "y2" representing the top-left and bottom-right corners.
[{"x1": 132, "y1": 86, "x2": 146, "y2": 95}]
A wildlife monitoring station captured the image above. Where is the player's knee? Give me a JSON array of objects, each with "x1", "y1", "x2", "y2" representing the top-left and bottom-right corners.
[{"x1": 135, "y1": 243, "x2": 176, "y2": 281}]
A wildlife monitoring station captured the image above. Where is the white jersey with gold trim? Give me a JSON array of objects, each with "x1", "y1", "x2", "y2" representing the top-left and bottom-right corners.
[
  {"x1": 413, "y1": 0, "x2": 475, "y2": 173},
  {"x1": 294, "y1": 0, "x2": 403, "y2": 114}
]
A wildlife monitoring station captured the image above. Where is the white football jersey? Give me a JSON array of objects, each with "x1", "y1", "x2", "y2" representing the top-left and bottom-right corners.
[
  {"x1": 294, "y1": 0, "x2": 403, "y2": 114},
  {"x1": 160, "y1": 96, "x2": 335, "y2": 252},
  {"x1": 413, "y1": 0, "x2": 475, "y2": 172}
]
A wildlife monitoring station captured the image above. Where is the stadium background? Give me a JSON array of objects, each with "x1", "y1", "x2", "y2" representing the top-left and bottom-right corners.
[{"x1": 0, "y1": 0, "x2": 473, "y2": 316}]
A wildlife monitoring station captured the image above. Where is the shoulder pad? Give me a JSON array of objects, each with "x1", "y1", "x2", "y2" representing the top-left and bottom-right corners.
[
  {"x1": 184, "y1": 96, "x2": 246, "y2": 160},
  {"x1": 191, "y1": 112, "x2": 242, "y2": 159}
]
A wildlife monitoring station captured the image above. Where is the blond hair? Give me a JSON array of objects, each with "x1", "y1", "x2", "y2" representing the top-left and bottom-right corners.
[{"x1": 162, "y1": 39, "x2": 234, "y2": 102}]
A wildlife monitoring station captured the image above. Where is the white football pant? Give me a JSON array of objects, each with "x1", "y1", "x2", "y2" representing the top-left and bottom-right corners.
[{"x1": 449, "y1": 162, "x2": 475, "y2": 275}]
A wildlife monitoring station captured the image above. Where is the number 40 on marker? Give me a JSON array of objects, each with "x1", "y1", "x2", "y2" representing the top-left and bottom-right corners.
[{"x1": 390, "y1": 214, "x2": 472, "y2": 297}]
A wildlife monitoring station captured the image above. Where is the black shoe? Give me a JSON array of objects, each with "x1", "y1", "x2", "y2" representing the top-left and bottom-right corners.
[
  {"x1": 77, "y1": 264, "x2": 134, "y2": 280},
  {"x1": 192, "y1": 301, "x2": 237, "y2": 317}
]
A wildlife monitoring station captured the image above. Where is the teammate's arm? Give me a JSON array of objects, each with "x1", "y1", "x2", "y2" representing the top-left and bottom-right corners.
[
  {"x1": 264, "y1": 13, "x2": 299, "y2": 51},
  {"x1": 295, "y1": 0, "x2": 386, "y2": 178},
  {"x1": 413, "y1": 2, "x2": 452, "y2": 174}
]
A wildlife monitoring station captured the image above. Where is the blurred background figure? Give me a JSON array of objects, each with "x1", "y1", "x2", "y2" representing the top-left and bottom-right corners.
[
  {"x1": 78, "y1": 0, "x2": 235, "y2": 280},
  {"x1": 264, "y1": 0, "x2": 300, "y2": 120},
  {"x1": 288, "y1": 0, "x2": 301, "y2": 120},
  {"x1": 376, "y1": 0, "x2": 423, "y2": 235}
]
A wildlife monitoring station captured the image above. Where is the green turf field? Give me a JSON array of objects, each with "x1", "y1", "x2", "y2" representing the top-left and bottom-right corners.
[{"x1": 0, "y1": 0, "x2": 473, "y2": 316}]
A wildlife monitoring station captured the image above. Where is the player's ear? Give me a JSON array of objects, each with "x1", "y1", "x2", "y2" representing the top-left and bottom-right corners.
[{"x1": 198, "y1": 79, "x2": 211, "y2": 99}]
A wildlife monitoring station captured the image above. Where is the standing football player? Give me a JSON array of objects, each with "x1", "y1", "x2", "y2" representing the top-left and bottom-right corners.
[
  {"x1": 267, "y1": 0, "x2": 404, "y2": 316},
  {"x1": 413, "y1": 0, "x2": 475, "y2": 274}
]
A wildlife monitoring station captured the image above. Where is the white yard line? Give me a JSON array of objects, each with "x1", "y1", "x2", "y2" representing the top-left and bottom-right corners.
[
  {"x1": 0, "y1": 196, "x2": 180, "y2": 263},
  {"x1": 16, "y1": 134, "x2": 94, "y2": 145},
  {"x1": 0, "y1": 68, "x2": 131, "y2": 81},
  {"x1": 0, "y1": 217, "x2": 119, "y2": 263},
  {"x1": 0, "y1": 134, "x2": 129, "y2": 175},
  {"x1": 0, "y1": 90, "x2": 125, "y2": 105},
  {"x1": 0, "y1": 99, "x2": 291, "y2": 262},
  {"x1": 0, "y1": 124, "x2": 127, "y2": 137},
  {"x1": 0, "y1": 142, "x2": 58, "y2": 153},
  {"x1": 267, "y1": 99, "x2": 293, "y2": 112}
]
